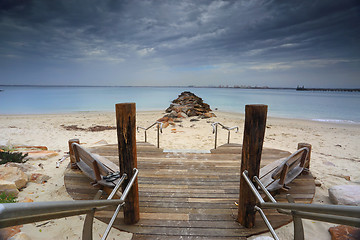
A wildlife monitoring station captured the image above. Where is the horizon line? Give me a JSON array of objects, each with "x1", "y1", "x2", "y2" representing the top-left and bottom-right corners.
[{"x1": 1, "y1": 84, "x2": 359, "y2": 90}]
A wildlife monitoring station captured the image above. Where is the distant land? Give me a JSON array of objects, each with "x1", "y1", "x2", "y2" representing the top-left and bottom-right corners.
[
  {"x1": 0, "y1": 84, "x2": 359, "y2": 92},
  {"x1": 296, "y1": 86, "x2": 360, "y2": 92}
]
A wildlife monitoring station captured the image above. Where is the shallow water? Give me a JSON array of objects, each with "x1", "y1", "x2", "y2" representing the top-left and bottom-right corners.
[{"x1": 0, "y1": 86, "x2": 359, "y2": 123}]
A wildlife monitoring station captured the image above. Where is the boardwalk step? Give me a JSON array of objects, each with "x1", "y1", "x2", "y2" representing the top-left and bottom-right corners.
[{"x1": 64, "y1": 142, "x2": 314, "y2": 239}]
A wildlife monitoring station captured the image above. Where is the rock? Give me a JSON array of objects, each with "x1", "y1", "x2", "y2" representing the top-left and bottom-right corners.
[
  {"x1": 329, "y1": 225, "x2": 360, "y2": 240},
  {"x1": 186, "y1": 109, "x2": 198, "y2": 117},
  {"x1": 0, "y1": 225, "x2": 22, "y2": 240},
  {"x1": 29, "y1": 173, "x2": 51, "y2": 184},
  {"x1": 7, "y1": 233, "x2": 30, "y2": 240},
  {"x1": 177, "y1": 112, "x2": 187, "y2": 118},
  {"x1": 164, "y1": 91, "x2": 215, "y2": 119},
  {"x1": 26, "y1": 150, "x2": 59, "y2": 160},
  {"x1": 14, "y1": 145, "x2": 48, "y2": 151},
  {"x1": 323, "y1": 160, "x2": 336, "y2": 166},
  {"x1": 329, "y1": 185, "x2": 360, "y2": 206},
  {"x1": 4, "y1": 162, "x2": 37, "y2": 172},
  {"x1": 314, "y1": 180, "x2": 322, "y2": 187},
  {"x1": 0, "y1": 166, "x2": 28, "y2": 189},
  {"x1": 162, "y1": 122, "x2": 170, "y2": 128},
  {"x1": 252, "y1": 237, "x2": 274, "y2": 240},
  {"x1": 8, "y1": 232, "x2": 32, "y2": 240},
  {"x1": 93, "y1": 139, "x2": 108, "y2": 145},
  {"x1": 202, "y1": 112, "x2": 216, "y2": 118},
  {"x1": 167, "y1": 110, "x2": 179, "y2": 118},
  {"x1": 22, "y1": 197, "x2": 34, "y2": 202},
  {"x1": 157, "y1": 117, "x2": 169, "y2": 123},
  {"x1": 0, "y1": 180, "x2": 19, "y2": 196},
  {"x1": 190, "y1": 118, "x2": 200, "y2": 122}
]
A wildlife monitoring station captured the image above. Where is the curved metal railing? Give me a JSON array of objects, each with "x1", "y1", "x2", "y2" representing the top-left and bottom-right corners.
[
  {"x1": 0, "y1": 168, "x2": 139, "y2": 240},
  {"x1": 137, "y1": 121, "x2": 163, "y2": 148},
  {"x1": 211, "y1": 122, "x2": 239, "y2": 149},
  {"x1": 242, "y1": 170, "x2": 360, "y2": 240}
]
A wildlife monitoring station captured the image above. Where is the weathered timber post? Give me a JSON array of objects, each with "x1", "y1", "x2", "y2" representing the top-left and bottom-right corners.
[
  {"x1": 238, "y1": 104, "x2": 268, "y2": 228},
  {"x1": 68, "y1": 138, "x2": 80, "y2": 169},
  {"x1": 298, "y1": 143, "x2": 312, "y2": 169},
  {"x1": 115, "y1": 103, "x2": 140, "y2": 224}
]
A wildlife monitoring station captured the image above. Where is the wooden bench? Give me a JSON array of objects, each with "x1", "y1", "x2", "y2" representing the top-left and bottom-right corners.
[
  {"x1": 259, "y1": 147, "x2": 309, "y2": 192},
  {"x1": 71, "y1": 143, "x2": 120, "y2": 189}
]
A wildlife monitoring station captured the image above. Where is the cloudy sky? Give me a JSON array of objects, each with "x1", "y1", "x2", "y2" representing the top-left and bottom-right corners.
[{"x1": 0, "y1": 0, "x2": 359, "y2": 88}]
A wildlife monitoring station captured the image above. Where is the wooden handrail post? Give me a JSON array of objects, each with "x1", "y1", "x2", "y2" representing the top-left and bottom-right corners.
[
  {"x1": 298, "y1": 143, "x2": 312, "y2": 169},
  {"x1": 238, "y1": 104, "x2": 268, "y2": 228},
  {"x1": 115, "y1": 103, "x2": 140, "y2": 224},
  {"x1": 68, "y1": 138, "x2": 80, "y2": 169}
]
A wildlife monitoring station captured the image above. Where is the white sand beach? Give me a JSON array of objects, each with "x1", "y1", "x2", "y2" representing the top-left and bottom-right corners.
[{"x1": 1, "y1": 110, "x2": 359, "y2": 239}]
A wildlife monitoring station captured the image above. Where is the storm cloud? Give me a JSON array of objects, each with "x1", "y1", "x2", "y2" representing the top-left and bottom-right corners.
[{"x1": 0, "y1": 0, "x2": 359, "y2": 87}]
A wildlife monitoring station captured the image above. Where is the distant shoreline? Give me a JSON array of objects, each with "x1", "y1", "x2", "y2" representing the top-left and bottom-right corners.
[
  {"x1": 1, "y1": 85, "x2": 359, "y2": 91},
  {"x1": 296, "y1": 86, "x2": 360, "y2": 92}
]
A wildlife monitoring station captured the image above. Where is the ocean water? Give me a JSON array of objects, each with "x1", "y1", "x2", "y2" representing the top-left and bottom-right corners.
[{"x1": 0, "y1": 86, "x2": 359, "y2": 123}]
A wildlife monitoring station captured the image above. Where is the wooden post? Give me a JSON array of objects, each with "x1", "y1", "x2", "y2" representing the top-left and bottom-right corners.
[
  {"x1": 115, "y1": 103, "x2": 140, "y2": 224},
  {"x1": 68, "y1": 139, "x2": 80, "y2": 169},
  {"x1": 238, "y1": 104, "x2": 268, "y2": 228},
  {"x1": 298, "y1": 143, "x2": 311, "y2": 169}
]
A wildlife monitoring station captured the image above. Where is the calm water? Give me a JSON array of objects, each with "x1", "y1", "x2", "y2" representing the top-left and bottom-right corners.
[{"x1": 0, "y1": 86, "x2": 359, "y2": 123}]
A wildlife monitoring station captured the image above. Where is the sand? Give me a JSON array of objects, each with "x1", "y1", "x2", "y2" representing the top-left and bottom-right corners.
[{"x1": 0, "y1": 110, "x2": 359, "y2": 240}]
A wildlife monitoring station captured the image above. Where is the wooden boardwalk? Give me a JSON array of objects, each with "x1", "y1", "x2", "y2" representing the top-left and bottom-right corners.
[{"x1": 64, "y1": 142, "x2": 315, "y2": 239}]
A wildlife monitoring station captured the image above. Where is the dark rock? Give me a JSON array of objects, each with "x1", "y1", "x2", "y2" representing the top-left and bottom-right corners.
[
  {"x1": 202, "y1": 112, "x2": 216, "y2": 118},
  {"x1": 186, "y1": 109, "x2": 198, "y2": 117},
  {"x1": 29, "y1": 173, "x2": 51, "y2": 184}
]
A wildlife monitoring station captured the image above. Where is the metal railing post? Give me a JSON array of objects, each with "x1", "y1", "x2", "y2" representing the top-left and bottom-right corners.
[
  {"x1": 157, "y1": 123, "x2": 160, "y2": 148},
  {"x1": 137, "y1": 121, "x2": 163, "y2": 148},
  {"x1": 214, "y1": 124, "x2": 218, "y2": 149},
  {"x1": 254, "y1": 206, "x2": 280, "y2": 240},
  {"x1": 242, "y1": 169, "x2": 360, "y2": 238},
  {"x1": 287, "y1": 194, "x2": 304, "y2": 240},
  {"x1": 211, "y1": 122, "x2": 239, "y2": 149},
  {"x1": 82, "y1": 190, "x2": 103, "y2": 240},
  {"x1": 0, "y1": 168, "x2": 139, "y2": 240}
]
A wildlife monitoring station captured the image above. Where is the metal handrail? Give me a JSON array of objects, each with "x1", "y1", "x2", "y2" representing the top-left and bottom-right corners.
[
  {"x1": 211, "y1": 122, "x2": 239, "y2": 149},
  {"x1": 137, "y1": 121, "x2": 163, "y2": 148},
  {"x1": 0, "y1": 168, "x2": 139, "y2": 240},
  {"x1": 241, "y1": 170, "x2": 360, "y2": 239}
]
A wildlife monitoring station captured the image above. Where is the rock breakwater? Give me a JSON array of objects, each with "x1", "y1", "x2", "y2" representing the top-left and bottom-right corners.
[{"x1": 157, "y1": 91, "x2": 216, "y2": 127}]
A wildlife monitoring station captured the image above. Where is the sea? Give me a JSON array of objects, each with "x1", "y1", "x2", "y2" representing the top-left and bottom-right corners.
[{"x1": 0, "y1": 86, "x2": 359, "y2": 124}]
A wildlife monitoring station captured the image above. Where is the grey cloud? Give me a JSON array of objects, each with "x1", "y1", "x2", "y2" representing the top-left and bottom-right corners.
[{"x1": 0, "y1": 0, "x2": 359, "y2": 87}]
